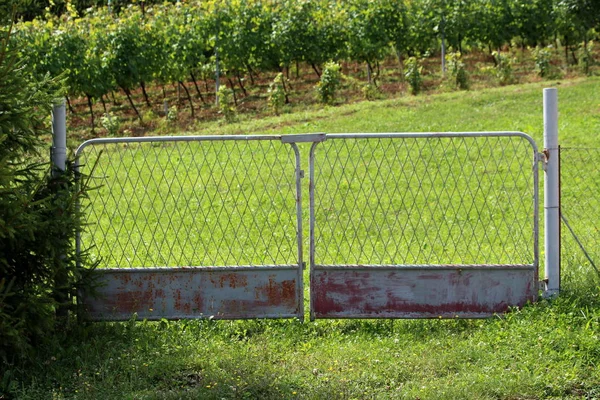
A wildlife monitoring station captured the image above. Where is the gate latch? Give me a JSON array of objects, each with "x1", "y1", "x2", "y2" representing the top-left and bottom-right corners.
[{"x1": 281, "y1": 133, "x2": 326, "y2": 143}]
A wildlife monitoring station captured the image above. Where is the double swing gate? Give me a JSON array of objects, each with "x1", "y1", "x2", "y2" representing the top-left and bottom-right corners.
[{"x1": 76, "y1": 132, "x2": 539, "y2": 321}]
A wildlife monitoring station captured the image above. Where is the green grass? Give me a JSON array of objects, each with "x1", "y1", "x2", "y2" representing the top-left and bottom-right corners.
[{"x1": 4, "y1": 77, "x2": 600, "y2": 399}]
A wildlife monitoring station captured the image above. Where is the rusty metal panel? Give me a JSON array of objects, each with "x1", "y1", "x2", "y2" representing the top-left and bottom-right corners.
[
  {"x1": 311, "y1": 266, "x2": 536, "y2": 319},
  {"x1": 81, "y1": 266, "x2": 302, "y2": 321}
]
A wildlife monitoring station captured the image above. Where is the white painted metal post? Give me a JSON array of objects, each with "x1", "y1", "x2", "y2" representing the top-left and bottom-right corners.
[
  {"x1": 544, "y1": 88, "x2": 560, "y2": 297},
  {"x1": 52, "y1": 99, "x2": 67, "y2": 174},
  {"x1": 52, "y1": 98, "x2": 69, "y2": 318}
]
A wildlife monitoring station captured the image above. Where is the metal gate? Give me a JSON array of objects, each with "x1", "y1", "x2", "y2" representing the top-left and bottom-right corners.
[
  {"x1": 76, "y1": 135, "x2": 305, "y2": 321},
  {"x1": 76, "y1": 132, "x2": 539, "y2": 321},
  {"x1": 308, "y1": 133, "x2": 539, "y2": 319}
]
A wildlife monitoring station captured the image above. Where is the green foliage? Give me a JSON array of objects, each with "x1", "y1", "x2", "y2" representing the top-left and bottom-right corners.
[
  {"x1": 267, "y1": 73, "x2": 287, "y2": 115},
  {"x1": 492, "y1": 51, "x2": 515, "y2": 85},
  {"x1": 579, "y1": 41, "x2": 595, "y2": 75},
  {"x1": 361, "y1": 82, "x2": 379, "y2": 101},
  {"x1": 316, "y1": 61, "x2": 342, "y2": 104},
  {"x1": 533, "y1": 46, "x2": 552, "y2": 78},
  {"x1": 446, "y1": 51, "x2": 469, "y2": 90},
  {"x1": 100, "y1": 112, "x2": 120, "y2": 136},
  {"x1": 217, "y1": 86, "x2": 236, "y2": 123},
  {"x1": 405, "y1": 56, "x2": 422, "y2": 95},
  {"x1": 0, "y1": 25, "x2": 94, "y2": 365},
  {"x1": 167, "y1": 105, "x2": 178, "y2": 124},
  {"x1": 7, "y1": 0, "x2": 600, "y2": 129}
]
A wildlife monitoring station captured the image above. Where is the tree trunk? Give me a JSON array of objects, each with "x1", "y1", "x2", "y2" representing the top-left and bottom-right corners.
[
  {"x1": 246, "y1": 64, "x2": 256, "y2": 86},
  {"x1": 140, "y1": 81, "x2": 151, "y2": 107},
  {"x1": 86, "y1": 94, "x2": 95, "y2": 132},
  {"x1": 236, "y1": 72, "x2": 247, "y2": 97},
  {"x1": 121, "y1": 86, "x2": 142, "y2": 122},
  {"x1": 179, "y1": 81, "x2": 195, "y2": 118},
  {"x1": 66, "y1": 95, "x2": 75, "y2": 114},
  {"x1": 111, "y1": 91, "x2": 120, "y2": 106},
  {"x1": 281, "y1": 76, "x2": 290, "y2": 104},
  {"x1": 204, "y1": 75, "x2": 210, "y2": 93},
  {"x1": 190, "y1": 72, "x2": 206, "y2": 103},
  {"x1": 100, "y1": 95, "x2": 107, "y2": 113},
  {"x1": 227, "y1": 77, "x2": 238, "y2": 106},
  {"x1": 310, "y1": 62, "x2": 321, "y2": 78},
  {"x1": 296, "y1": 60, "x2": 300, "y2": 79}
]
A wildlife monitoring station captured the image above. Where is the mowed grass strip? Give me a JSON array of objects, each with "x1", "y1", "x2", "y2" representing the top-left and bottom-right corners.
[{"x1": 9, "y1": 77, "x2": 600, "y2": 399}]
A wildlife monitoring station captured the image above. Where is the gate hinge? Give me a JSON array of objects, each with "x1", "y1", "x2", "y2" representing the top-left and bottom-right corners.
[
  {"x1": 302, "y1": 262, "x2": 307, "y2": 270},
  {"x1": 299, "y1": 169, "x2": 305, "y2": 179},
  {"x1": 537, "y1": 150, "x2": 549, "y2": 166},
  {"x1": 539, "y1": 279, "x2": 548, "y2": 291}
]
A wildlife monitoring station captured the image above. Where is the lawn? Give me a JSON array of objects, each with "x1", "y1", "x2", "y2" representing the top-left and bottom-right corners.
[{"x1": 5, "y1": 77, "x2": 600, "y2": 399}]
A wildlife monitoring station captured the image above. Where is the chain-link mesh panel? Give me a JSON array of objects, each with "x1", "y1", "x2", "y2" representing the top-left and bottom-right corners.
[
  {"x1": 560, "y1": 147, "x2": 600, "y2": 277},
  {"x1": 311, "y1": 135, "x2": 537, "y2": 266},
  {"x1": 77, "y1": 138, "x2": 299, "y2": 268}
]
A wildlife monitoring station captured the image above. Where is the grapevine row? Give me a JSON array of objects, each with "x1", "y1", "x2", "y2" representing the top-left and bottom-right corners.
[{"x1": 9, "y1": 0, "x2": 600, "y2": 125}]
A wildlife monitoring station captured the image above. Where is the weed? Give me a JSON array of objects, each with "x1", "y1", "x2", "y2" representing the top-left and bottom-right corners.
[
  {"x1": 361, "y1": 83, "x2": 379, "y2": 100},
  {"x1": 446, "y1": 52, "x2": 469, "y2": 90},
  {"x1": 492, "y1": 51, "x2": 515, "y2": 85},
  {"x1": 217, "y1": 86, "x2": 236, "y2": 123},
  {"x1": 316, "y1": 61, "x2": 342, "y2": 104},
  {"x1": 267, "y1": 73, "x2": 287, "y2": 115},
  {"x1": 100, "y1": 112, "x2": 121, "y2": 136},
  {"x1": 533, "y1": 46, "x2": 552, "y2": 78},
  {"x1": 405, "y1": 56, "x2": 422, "y2": 95},
  {"x1": 579, "y1": 41, "x2": 595, "y2": 76},
  {"x1": 167, "y1": 105, "x2": 178, "y2": 124}
]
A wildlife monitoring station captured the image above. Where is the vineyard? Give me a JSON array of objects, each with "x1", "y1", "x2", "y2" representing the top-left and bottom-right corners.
[{"x1": 6, "y1": 0, "x2": 600, "y2": 135}]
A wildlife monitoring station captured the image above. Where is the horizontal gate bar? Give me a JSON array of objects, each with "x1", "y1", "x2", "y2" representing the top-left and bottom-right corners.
[{"x1": 314, "y1": 264, "x2": 535, "y2": 270}]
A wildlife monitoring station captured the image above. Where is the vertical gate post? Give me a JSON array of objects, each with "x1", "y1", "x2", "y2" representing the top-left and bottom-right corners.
[
  {"x1": 52, "y1": 99, "x2": 67, "y2": 174},
  {"x1": 544, "y1": 88, "x2": 560, "y2": 297},
  {"x1": 52, "y1": 99, "x2": 68, "y2": 317}
]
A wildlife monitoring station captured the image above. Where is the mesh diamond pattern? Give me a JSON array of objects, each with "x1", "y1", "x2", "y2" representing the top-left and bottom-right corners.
[
  {"x1": 311, "y1": 136, "x2": 536, "y2": 265},
  {"x1": 78, "y1": 139, "x2": 299, "y2": 268},
  {"x1": 560, "y1": 147, "x2": 600, "y2": 271}
]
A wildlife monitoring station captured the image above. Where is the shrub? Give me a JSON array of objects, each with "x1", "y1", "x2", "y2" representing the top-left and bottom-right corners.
[
  {"x1": 361, "y1": 83, "x2": 379, "y2": 100},
  {"x1": 492, "y1": 51, "x2": 515, "y2": 85},
  {"x1": 533, "y1": 46, "x2": 552, "y2": 78},
  {"x1": 267, "y1": 73, "x2": 287, "y2": 115},
  {"x1": 100, "y1": 112, "x2": 120, "y2": 136},
  {"x1": 578, "y1": 41, "x2": 595, "y2": 76},
  {"x1": 167, "y1": 105, "x2": 178, "y2": 124},
  {"x1": 316, "y1": 61, "x2": 342, "y2": 104},
  {"x1": 217, "y1": 85, "x2": 236, "y2": 123},
  {"x1": 0, "y1": 25, "x2": 93, "y2": 365},
  {"x1": 405, "y1": 57, "x2": 422, "y2": 95},
  {"x1": 446, "y1": 52, "x2": 469, "y2": 90}
]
